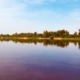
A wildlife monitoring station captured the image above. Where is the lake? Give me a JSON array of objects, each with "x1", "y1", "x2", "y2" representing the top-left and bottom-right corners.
[{"x1": 0, "y1": 41, "x2": 80, "y2": 80}]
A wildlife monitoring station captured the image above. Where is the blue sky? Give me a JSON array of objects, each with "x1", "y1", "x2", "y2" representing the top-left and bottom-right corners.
[{"x1": 0, "y1": 0, "x2": 80, "y2": 34}]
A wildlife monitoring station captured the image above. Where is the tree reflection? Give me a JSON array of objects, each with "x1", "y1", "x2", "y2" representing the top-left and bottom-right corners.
[
  {"x1": 78, "y1": 42, "x2": 80, "y2": 49},
  {"x1": 0, "y1": 39, "x2": 80, "y2": 49},
  {"x1": 43, "y1": 40, "x2": 69, "y2": 48}
]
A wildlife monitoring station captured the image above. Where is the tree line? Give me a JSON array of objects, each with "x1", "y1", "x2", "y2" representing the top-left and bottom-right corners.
[{"x1": 0, "y1": 29, "x2": 80, "y2": 39}]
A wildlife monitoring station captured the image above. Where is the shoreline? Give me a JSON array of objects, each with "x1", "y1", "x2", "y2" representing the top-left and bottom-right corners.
[{"x1": 0, "y1": 37, "x2": 80, "y2": 41}]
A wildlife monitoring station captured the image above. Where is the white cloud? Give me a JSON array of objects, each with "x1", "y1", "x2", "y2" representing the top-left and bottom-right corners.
[{"x1": 0, "y1": 0, "x2": 80, "y2": 33}]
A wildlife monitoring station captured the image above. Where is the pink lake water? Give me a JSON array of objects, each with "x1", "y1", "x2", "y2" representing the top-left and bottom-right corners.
[{"x1": 0, "y1": 41, "x2": 80, "y2": 80}]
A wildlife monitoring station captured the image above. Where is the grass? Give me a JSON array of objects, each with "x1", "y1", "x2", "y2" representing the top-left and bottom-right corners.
[{"x1": 53, "y1": 38, "x2": 80, "y2": 41}]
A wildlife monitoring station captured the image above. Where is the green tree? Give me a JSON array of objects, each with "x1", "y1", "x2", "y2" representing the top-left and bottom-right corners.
[
  {"x1": 43, "y1": 30, "x2": 49, "y2": 38},
  {"x1": 79, "y1": 29, "x2": 80, "y2": 37},
  {"x1": 74, "y1": 32, "x2": 77, "y2": 37}
]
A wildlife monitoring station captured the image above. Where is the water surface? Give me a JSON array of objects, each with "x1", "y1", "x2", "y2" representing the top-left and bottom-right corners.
[{"x1": 0, "y1": 41, "x2": 80, "y2": 80}]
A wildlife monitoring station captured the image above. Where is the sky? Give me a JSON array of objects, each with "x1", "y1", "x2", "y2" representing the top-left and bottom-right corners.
[{"x1": 0, "y1": 0, "x2": 80, "y2": 34}]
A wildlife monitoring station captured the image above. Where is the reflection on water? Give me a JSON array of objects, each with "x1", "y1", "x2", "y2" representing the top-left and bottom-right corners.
[
  {"x1": 0, "y1": 40, "x2": 80, "y2": 80},
  {"x1": 0, "y1": 39, "x2": 80, "y2": 49}
]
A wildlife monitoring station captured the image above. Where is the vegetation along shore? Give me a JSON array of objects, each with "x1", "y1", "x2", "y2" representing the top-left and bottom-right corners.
[{"x1": 0, "y1": 29, "x2": 80, "y2": 40}]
